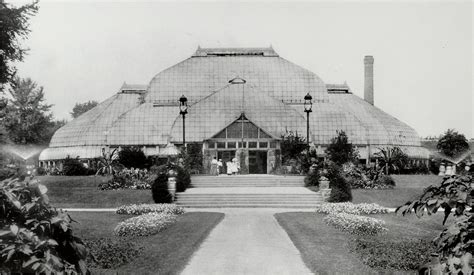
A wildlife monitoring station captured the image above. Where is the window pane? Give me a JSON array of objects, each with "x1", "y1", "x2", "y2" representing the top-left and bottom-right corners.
[
  {"x1": 269, "y1": 141, "x2": 277, "y2": 148},
  {"x1": 214, "y1": 129, "x2": 226, "y2": 139},
  {"x1": 244, "y1": 122, "x2": 259, "y2": 138},
  {"x1": 217, "y1": 142, "x2": 226, "y2": 149},
  {"x1": 259, "y1": 130, "x2": 272, "y2": 139},
  {"x1": 227, "y1": 142, "x2": 236, "y2": 148},
  {"x1": 238, "y1": 142, "x2": 246, "y2": 148},
  {"x1": 259, "y1": 142, "x2": 268, "y2": 148},
  {"x1": 208, "y1": 141, "x2": 215, "y2": 149},
  {"x1": 248, "y1": 142, "x2": 257, "y2": 148},
  {"x1": 227, "y1": 122, "x2": 242, "y2": 138}
]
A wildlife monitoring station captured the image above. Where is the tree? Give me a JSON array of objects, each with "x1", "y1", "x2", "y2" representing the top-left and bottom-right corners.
[
  {"x1": 3, "y1": 77, "x2": 56, "y2": 145},
  {"x1": 396, "y1": 175, "x2": 472, "y2": 274},
  {"x1": 70, "y1": 100, "x2": 98, "y2": 118},
  {"x1": 437, "y1": 129, "x2": 469, "y2": 158},
  {"x1": 280, "y1": 131, "x2": 308, "y2": 164},
  {"x1": 326, "y1": 131, "x2": 359, "y2": 165},
  {"x1": 374, "y1": 146, "x2": 409, "y2": 175},
  {"x1": 118, "y1": 146, "x2": 148, "y2": 169},
  {"x1": 0, "y1": 1, "x2": 39, "y2": 91}
]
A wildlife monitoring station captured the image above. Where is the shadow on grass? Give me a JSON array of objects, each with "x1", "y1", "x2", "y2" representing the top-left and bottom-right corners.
[{"x1": 70, "y1": 211, "x2": 224, "y2": 275}]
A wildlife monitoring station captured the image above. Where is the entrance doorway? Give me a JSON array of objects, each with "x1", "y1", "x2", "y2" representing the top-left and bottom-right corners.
[
  {"x1": 217, "y1": 150, "x2": 235, "y2": 174},
  {"x1": 249, "y1": 151, "x2": 267, "y2": 174}
]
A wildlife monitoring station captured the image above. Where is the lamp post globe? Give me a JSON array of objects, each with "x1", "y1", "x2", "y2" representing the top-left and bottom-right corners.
[{"x1": 179, "y1": 95, "x2": 188, "y2": 148}]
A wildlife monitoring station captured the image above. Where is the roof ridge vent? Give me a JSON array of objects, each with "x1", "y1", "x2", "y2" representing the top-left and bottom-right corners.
[{"x1": 193, "y1": 47, "x2": 279, "y2": 57}]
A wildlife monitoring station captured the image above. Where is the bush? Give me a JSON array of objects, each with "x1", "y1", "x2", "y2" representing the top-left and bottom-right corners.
[
  {"x1": 326, "y1": 163, "x2": 352, "y2": 202},
  {"x1": 86, "y1": 238, "x2": 143, "y2": 269},
  {"x1": 179, "y1": 144, "x2": 203, "y2": 173},
  {"x1": 152, "y1": 173, "x2": 172, "y2": 203},
  {"x1": 281, "y1": 131, "x2": 308, "y2": 167},
  {"x1": 98, "y1": 168, "x2": 156, "y2": 190},
  {"x1": 349, "y1": 238, "x2": 435, "y2": 271},
  {"x1": 113, "y1": 212, "x2": 178, "y2": 237},
  {"x1": 315, "y1": 202, "x2": 389, "y2": 215},
  {"x1": 323, "y1": 212, "x2": 387, "y2": 236},
  {"x1": 326, "y1": 131, "x2": 358, "y2": 165},
  {"x1": 116, "y1": 204, "x2": 185, "y2": 215},
  {"x1": 35, "y1": 166, "x2": 46, "y2": 176},
  {"x1": 374, "y1": 174, "x2": 395, "y2": 188},
  {"x1": 63, "y1": 156, "x2": 90, "y2": 176},
  {"x1": 0, "y1": 178, "x2": 88, "y2": 274},
  {"x1": 304, "y1": 169, "x2": 320, "y2": 187},
  {"x1": 175, "y1": 166, "x2": 191, "y2": 192},
  {"x1": 118, "y1": 146, "x2": 149, "y2": 169},
  {"x1": 0, "y1": 167, "x2": 16, "y2": 180}
]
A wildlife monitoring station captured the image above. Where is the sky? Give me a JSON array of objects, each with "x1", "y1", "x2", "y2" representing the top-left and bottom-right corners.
[{"x1": 11, "y1": 0, "x2": 474, "y2": 138}]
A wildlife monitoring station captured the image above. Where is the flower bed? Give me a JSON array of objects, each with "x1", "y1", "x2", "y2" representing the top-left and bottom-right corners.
[
  {"x1": 116, "y1": 204, "x2": 185, "y2": 215},
  {"x1": 315, "y1": 202, "x2": 389, "y2": 215},
  {"x1": 114, "y1": 212, "x2": 178, "y2": 237},
  {"x1": 324, "y1": 212, "x2": 387, "y2": 235},
  {"x1": 99, "y1": 169, "x2": 156, "y2": 190}
]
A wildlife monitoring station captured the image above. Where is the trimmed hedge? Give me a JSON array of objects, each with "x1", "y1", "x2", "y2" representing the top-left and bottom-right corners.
[
  {"x1": 152, "y1": 173, "x2": 172, "y2": 203},
  {"x1": 324, "y1": 212, "x2": 387, "y2": 236},
  {"x1": 113, "y1": 212, "x2": 178, "y2": 237},
  {"x1": 315, "y1": 202, "x2": 389, "y2": 215},
  {"x1": 116, "y1": 204, "x2": 185, "y2": 215},
  {"x1": 86, "y1": 238, "x2": 143, "y2": 269}
]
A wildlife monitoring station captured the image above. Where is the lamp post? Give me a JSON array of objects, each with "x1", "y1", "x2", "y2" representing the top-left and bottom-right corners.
[
  {"x1": 304, "y1": 93, "x2": 312, "y2": 145},
  {"x1": 179, "y1": 95, "x2": 188, "y2": 148}
]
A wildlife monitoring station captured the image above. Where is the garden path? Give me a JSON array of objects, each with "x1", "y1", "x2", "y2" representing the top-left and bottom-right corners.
[{"x1": 181, "y1": 208, "x2": 313, "y2": 275}]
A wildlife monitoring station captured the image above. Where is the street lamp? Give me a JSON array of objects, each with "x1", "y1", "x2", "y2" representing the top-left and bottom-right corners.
[
  {"x1": 179, "y1": 95, "x2": 188, "y2": 148},
  {"x1": 304, "y1": 93, "x2": 312, "y2": 145}
]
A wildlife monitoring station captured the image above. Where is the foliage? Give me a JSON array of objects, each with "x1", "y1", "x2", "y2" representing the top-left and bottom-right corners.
[
  {"x1": 0, "y1": 1, "x2": 38, "y2": 89},
  {"x1": 326, "y1": 131, "x2": 358, "y2": 165},
  {"x1": 396, "y1": 175, "x2": 473, "y2": 274},
  {"x1": 118, "y1": 146, "x2": 149, "y2": 169},
  {"x1": 326, "y1": 163, "x2": 352, "y2": 202},
  {"x1": 113, "y1": 212, "x2": 178, "y2": 237},
  {"x1": 280, "y1": 130, "x2": 308, "y2": 165},
  {"x1": 323, "y1": 212, "x2": 387, "y2": 236},
  {"x1": 86, "y1": 238, "x2": 142, "y2": 269},
  {"x1": 98, "y1": 168, "x2": 155, "y2": 190},
  {"x1": 300, "y1": 148, "x2": 319, "y2": 174},
  {"x1": 349, "y1": 238, "x2": 435, "y2": 271},
  {"x1": 96, "y1": 148, "x2": 122, "y2": 175},
  {"x1": 0, "y1": 177, "x2": 88, "y2": 274},
  {"x1": 304, "y1": 168, "x2": 320, "y2": 187},
  {"x1": 374, "y1": 146, "x2": 408, "y2": 175},
  {"x1": 437, "y1": 129, "x2": 470, "y2": 158},
  {"x1": 3, "y1": 77, "x2": 60, "y2": 145},
  {"x1": 315, "y1": 202, "x2": 389, "y2": 215},
  {"x1": 0, "y1": 167, "x2": 16, "y2": 180},
  {"x1": 375, "y1": 174, "x2": 395, "y2": 188},
  {"x1": 151, "y1": 173, "x2": 171, "y2": 203},
  {"x1": 175, "y1": 165, "x2": 191, "y2": 192},
  {"x1": 116, "y1": 204, "x2": 185, "y2": 216},
  {"x1": 178, "y1": 144, "x2": 203, "y2": 173},
  {"x1": 35, "y1": 166, "x2": 46, "y2": 176},
  {"x1": 62, "y1": 156, "x2": 91, "y2": 176},
  {"x1": 342, "y1": 163, "x2": 395, "y2": 189},
  {"x1": 239, "y1": 151, "x2": 249, "y2": 174},
  {"x1": 70, "y1": 100, "x2": 98, "y2": 118}
]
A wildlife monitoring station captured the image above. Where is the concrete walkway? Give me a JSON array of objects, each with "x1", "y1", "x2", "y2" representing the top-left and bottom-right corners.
[{"x1": 181, "y1": 208, "x2": 313, "y2": 275}]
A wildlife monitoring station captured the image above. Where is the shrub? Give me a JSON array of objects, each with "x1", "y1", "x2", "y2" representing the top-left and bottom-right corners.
[
  {"x1": 315, "y1": 202, "x2": 389, "y2": 215},
  {"x1": 63, "y1": 156, "x2": 89, "y2": 176},
  {"x1": 116, "y1": 204, "x2": 185, "y2": 215},
  {"x1": 304, "y1": 168, "x2": 320, "y2": 187},
  {"x1": 326, "y1": 163, "x2": 352, "y2": 202},
  {"x1": 113, "y1": 212, "x2": 178, "y2": 237},
  {"x1": 118, "y1": 146, "x2": 149, "y2": 169},
  {"x1": 98, "y1": 168, "x2": 156, "y2": 190},
  {"x1": 179, "y1": 144, "x2": 203, "y2": 173},
  {"x1": 326, "y1": 131, "x2": 359, "y2": 165},
  {"x1": 86, "y1": 238, "x2": 143, "y2": 269},
  {"x1": 374, "y1": 146, "x2": 409, "y2": 175},
  {"x1": 175, "y1": 166, "x2": 191, "y2": 192},
  {"x1": 324, "y1": 212, "x2": 387, "y2": 236},
  {"x1": 0, "y1": 167, "x2": 16, "y2": 180},
  {"x1": 349, "y1": 238, "x2": 435, "y2": 271},
  {"x1": 280, "y1": 131, "x2": 308, "y2": 167},
  {"x1": 35, "y1": 166, "x2": 46, "y2": 176},
  {"x1": 437, "y1": 129, "x2": 469, "y2": 158},
  {"x1": 375, "y1": 174, "x2": 395, "y2": 188},
  {"x1": 0, "y1": 178, "x2": 88, "y2": 274},
  {"x1": 152, "y1": 173, "x2": 172, "y2": 203}
]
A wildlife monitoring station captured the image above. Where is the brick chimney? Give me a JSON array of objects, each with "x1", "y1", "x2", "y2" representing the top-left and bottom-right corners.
[{"x1": 364, "y1": 56, "x2": 374, "y2": 105}]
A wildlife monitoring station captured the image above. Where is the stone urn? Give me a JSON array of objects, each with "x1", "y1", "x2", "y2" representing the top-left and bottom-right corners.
[
  {"x1": 319, "y1": 176, "x2": 331, "y2": 201},
  {"x1": 167, "y1": 169, "x2": 177, "y2": 201}
]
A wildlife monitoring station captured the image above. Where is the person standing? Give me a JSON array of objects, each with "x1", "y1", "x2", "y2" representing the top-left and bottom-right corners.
[
  {"x1": 210, "y1": 157, "x2": 218, "y2": 176},
  {"x1": 217, "y1": 159, "x2": 223, "y2": 175}
]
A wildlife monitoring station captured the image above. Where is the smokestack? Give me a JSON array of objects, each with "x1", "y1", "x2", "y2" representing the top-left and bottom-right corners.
[{"x1": 364, "y1": 56, "x2": 374, "y2": 105}]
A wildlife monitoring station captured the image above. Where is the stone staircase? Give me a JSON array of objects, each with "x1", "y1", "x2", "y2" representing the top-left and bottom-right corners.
[{"x1": 175, "y1": 175, "x2": 324, "y2": 208}]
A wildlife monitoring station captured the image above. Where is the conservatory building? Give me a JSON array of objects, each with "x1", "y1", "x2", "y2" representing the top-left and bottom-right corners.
[{"x1": 39, "y1": 47, "x2": 429, "y2": 174}]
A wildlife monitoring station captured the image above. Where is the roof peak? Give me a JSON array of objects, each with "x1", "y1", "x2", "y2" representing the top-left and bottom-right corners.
[{"x1": 193, "y1": 46, "x2": 279, "y2": 57}]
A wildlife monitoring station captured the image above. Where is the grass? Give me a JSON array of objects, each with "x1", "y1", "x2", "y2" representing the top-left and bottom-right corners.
[
  {"x1": 37, "y1": 176, "x2": 153, "y2": 208},
  {"x1": 71, "y1": 211, "x2": 224, "y2": 275},
  {"x1": 351, "y1": 174, "x2": 442, "y2": 207},
  {"x1": 275, "y1": 212, "x2": 445, "y2": 274}
]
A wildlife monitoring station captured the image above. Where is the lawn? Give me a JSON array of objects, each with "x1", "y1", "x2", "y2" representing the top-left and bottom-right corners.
[
  {"x1": 352, "y1": 174, "x2": 442, "y2": 207},
  {"x1": 71, "y1": 211, "x2": 224, "y2": 275},
  {"x1": 275, "y1": 212, "x2": 445, "y2": 274},
  {"x1": 37, "y1": 176, "x2": 153, "y2": 208}
]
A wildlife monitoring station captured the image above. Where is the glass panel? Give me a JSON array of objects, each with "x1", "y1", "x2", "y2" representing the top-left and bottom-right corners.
[
  {"x1": 259, "y1": 142, "x2": 268, "y2": 148},
  {"x1": 238, "y1": 142, "x2": 246, "y2": 148},
  {"x1": 248, "y1": 142, "x2": 257, "y2": 148},
  {"x1": 244, "y1": 122, "x2": 259, "y2": 138},
  {"x1": 259, "y1": 130, "x2": 272, "y2": 139},
  {"x1": 217, "y1": 142, "x2": 226, "y2": 149},
  {"x1": 227, "y1": 121, "x2": 242, "y2": 138},
  {"x1": 214, "y1": 129, "x2": 226, "y2": 139},
  {"x1": 227, "y1": 142, "x2": 236, "y2": 148},
  {"x1": 270, "y1": 141, "x2": 277, "y2": 148},
  {"x1": 208, "y1": 141, "x2": 215, "y2": 149}
]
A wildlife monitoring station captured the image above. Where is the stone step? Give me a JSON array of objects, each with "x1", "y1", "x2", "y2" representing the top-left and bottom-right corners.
[
  {"x1": 177, "y1": 198, "x2": 323, "y2": 202},
  {"x1": 176, "y1": 203, "x2": 322, "y2": 208}
]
